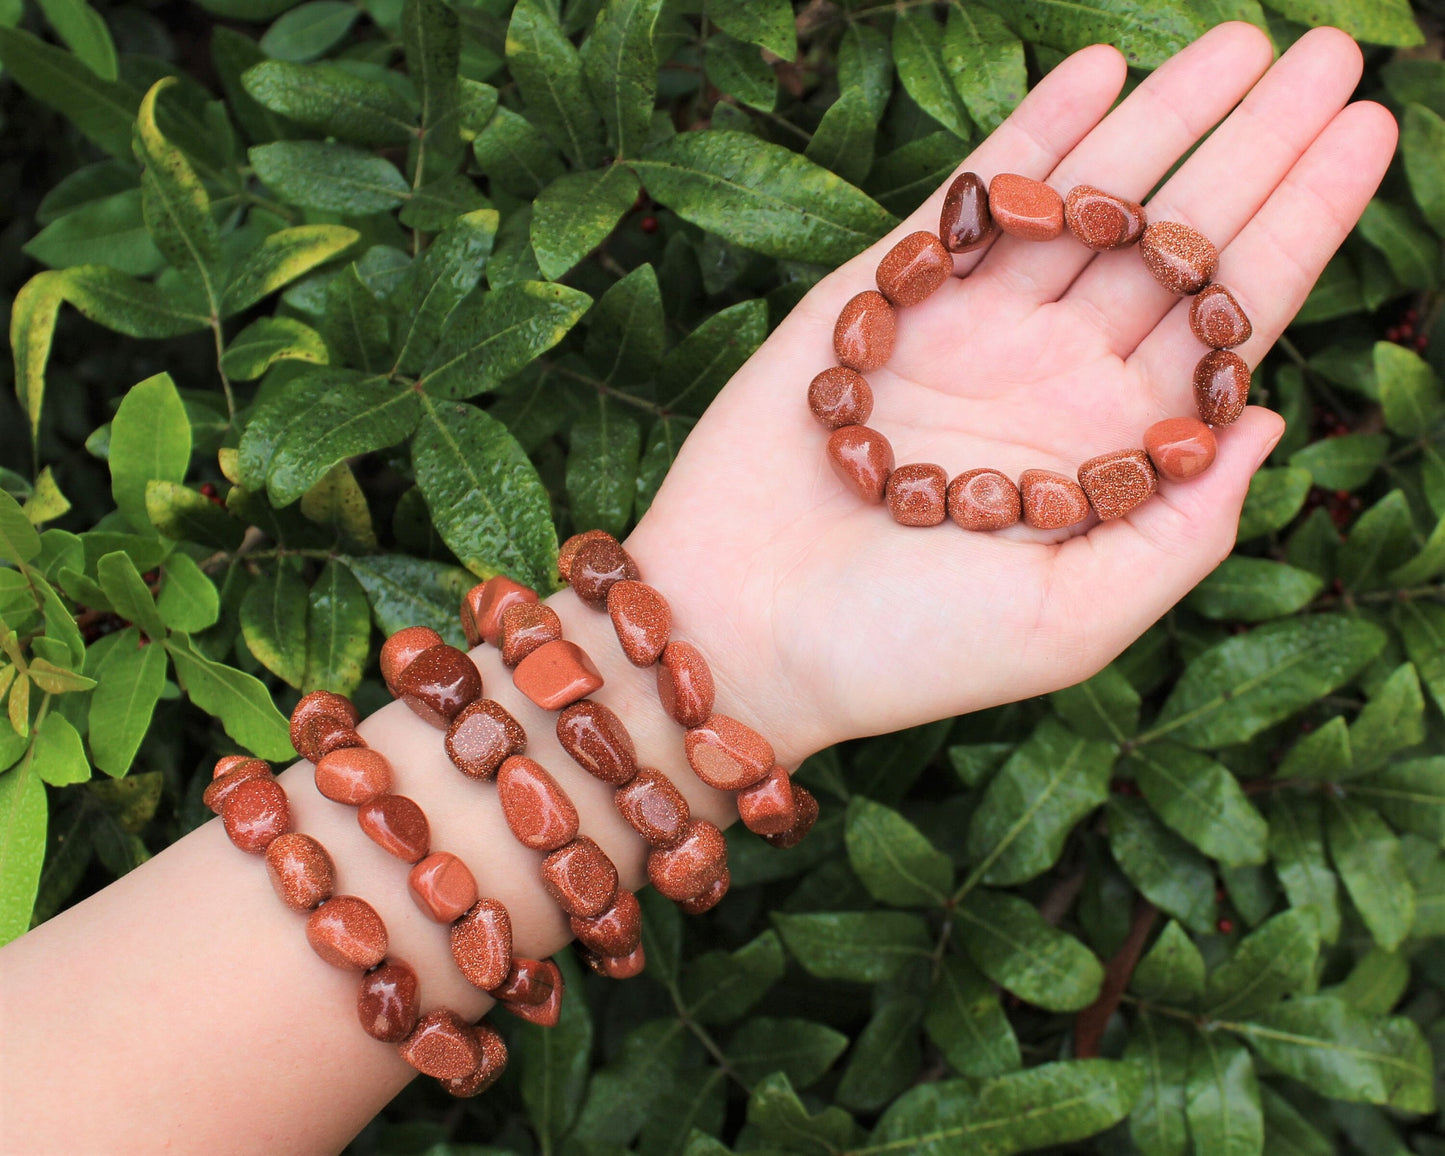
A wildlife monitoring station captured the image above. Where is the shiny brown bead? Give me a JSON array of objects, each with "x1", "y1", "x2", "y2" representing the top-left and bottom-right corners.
[
  {"x1": 988, "y1": 173, "x2": 1063, "y2": 241},
  {"x1": 497, "y1": 756, "x2": 579, "y2": 852},
  {"x1": 358, "y1": 794, "x2": 431, "y2": 863},
  {"x1": 222, "y1": 778, "x2": 290, "y2": 853},
  {"x1": 264, "y1": 833, "x2": 334, "y2": 911},
  {"x1": 380, "y1": 626, "x2": 444, "y2": 695},
  {"x1": 445, "y1": 699, "x2": 527, "y2": 780},
  {"x1": 737, "y1": 765, "x2": 797, "y2": 836},
  {"x1": 647, "y1": 820, "x2": 727, "y2": 902},
  {"x1": 570, "y1": 536, "x2": 639, "y2": 608},
  {"x1": 357, "y1": 959, "x2": 419, "y2": 1043},
  {"x1": 212, "y1": 754, "x2": 253, "y2": 779},
  {"x1": 314, "y1": 746, "x2": 393, "y2": 806},
  {"x1": 569, "y1": 887, "x2": 642, "y2": 957},
  {"x1": 833, "y1": 290, "x2": 896, "y2": 372},
  {"x1": 408, "y1": 851, "x2": 479, "y2": 923},
  {"x1": 491, "y1": 957, "x2": 556, "y2": 1006},
  {"x1": 541, "y1": 837, "x2": 618, "y2": 918},
  {"x1": 581, "y1": 944, "x2": 647, "y2": 980},
  {"x1": 1144, "y1": 417, "x2": 1217, "y2": 482},
  {"x1": 306, "y1": 895, "x2": 387, "y2": 970},
  {"x1": 556, "y1": 700, "x2": 637, "y2": 786},
  {"x1": 399, "y1": 1010, "x2": 484, "y2": 1080},
  {"x1": 462, "y1": 576, "x2": 538, "y2": 649},
  {"x1": 513, "y1": 640, "x2": 604, "y2": 711},
  {"x1": 685, "y1": 714, "x2": 774, "y2": 791},
  {"x1": 1078, "y1": 450, "x2": 1158, "y2": 521},
  {"x1": 1063, "y1": 185, "x2": 1146, "y2": 250},
  {"x1": 940, "y1": 171, "x2": 993, "y2": 253},
  {"x1": 1019, "y1": 469, "x2": 1091, "y2": 530},
  {"x1": 558, "y1": 529, "x2": 616, "y2": 585},
  {"x1": 615, "y1": 767, "x2": 691, "y2": 848},
  {"x1": 204, "y1": 759, "x2": 271, "y2": 815},
  {"x1": 807, "y1": 367, "x2": 874, "y2": 430},
  {"x1": 608, "y1": 580, "x2": 671, "y2": 667},
  {"x1": 886, "y1": 463, "x2": 947, "y2": 527},
  {"x1": 678, "y1": 869, "x2": 730, "y2": 915},
  {"x1": 396, "y1": 645, "x2": 482, "y2": 728},
  {"x1": 827, "y1": 425, "x2": 894, "y2": 504},
  {"x1": 499, "y1": 602, "x2": 563, "y2": 668},
  {"x1": 442, "y1": 1023, "x2": 508, "y2": 1097},
  {"x1": 1194, "y1": 349, "x2": 1251, "y2": 425},
  {"x1": 1140, "y1": 221, "x2": 1217, "y2": 295},
  {"x1": 289, "y1": 691, "x2": 358, "y2": 758},
  {"x1": 764, "y1": 784, "x2": 819, "y2": 849},
  {"x1": 657, "y1": 642, "x2": 715, "y2": 729},
  {"x1": 295, "y1": 714, "x2": 365, "y2": 764},
  {"x1": 876, "y1": 231, "x2": 952, "y2": 307},
  {"x1": 1190, "y1": 284, "x2": 1252, "y2": 349},
  {"x1": 947, "y1": 468, "x2": 1021, "y2": 531},
  {"x1": 502, "y1": 962, "x2": 564, "y2": 1026},
  {"x1": 450, "y1": 899, "x2": 513, "y2": 991}
]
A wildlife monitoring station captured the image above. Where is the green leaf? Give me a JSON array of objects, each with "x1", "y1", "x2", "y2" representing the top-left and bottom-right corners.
[
  {"x1": 867, "y1": 130, "x2": 967, "y2": 217},
  {"x1": 157, "y1": 554, "x2": 219, "y2": 634},
  {"x1": 392, "y1": 208, "x2": 498, "y2": 375},
  {"x1": 1375, "y1": 340, "x2": 1442, "y2": 438},
  {"x1": 321, "y1": 264, "x2": 392, "y2": 373},
  {"x1": 531, "y1": 165, "x2": 640, "y2": 280},
  {"x1": 57, "y1": 266, "x2": 210, "y2": 338},
  {"x1": 220, "y1": 224, "x2": 358, "y2": 316},
  {"x1": 299, "y1": 462, "x2": 377, "y2": 549},
  {"x1": 680, "y1": 930, "x2": 786, "y2": 1024},
  {"x1": 1348, "y1": 663, "x2": 1425, "y2": 775},
  {"x1": 772, "y1": 910, "x2": 931, "y2": 983},
  {"x1": 507, "y1": 0, "x2": 604, "y2": 168},
  {"x1": 983, "y1": 0, "x2": 1203, "y2": 66},
  {"x1": 1237, "y1": 467, "x2": 1314, "y2": 540},
  {"x1": 727, "y1": 1017, "x2": 848, "y2": 1090},
  {"x1": 1403, "y1": 103, "x2": 1445, "y2": 236},
  {"x1": 32, "y1": 712, "x2": 88, "y2": 786},
  {"x1": 398, "y1": 171, "x2": 491, "y2": 231},
  {"x1": 565, "y1": 399, "x2": 639, "y2": 539},
  {"x1": 1288, "y1": 432, "x2": 1388, "y2": 491},
  {"x1": 1258, "y1": 0, "x2": 1422, "y2": 46},
  {"x1": 748, "y1": 1071, "x2": 861, "y2": 1155},
  {"x1": 1186, "y1": 557, "x2": 1323, "y2": 622},
  {"x1": 1107, "y1": 796, "x2": 1216, "y2": 933},
  {"x1": 657, "y1": 298, "x2": 768, "y2": 412},
  {"x1": 472, "y1": 106, "x2": 567, "y2": 198},
  {"x1": 635, "y1": 413, "x2": 692, "y2": 516},
  {"x1": 420, "y1": 280, "x2": 591, "y2": 400},
  {"x1": 0, "y1": 755, "x2": 46, "y2": 946},
  {"x1": 1339, "y1": 490, "x2": 1416, "y2": 591},
  {"x1": 837, "y1": 984, "x2": 926, "y2": 1112},
  {"x1": 109, "y1": 372, "x2": 192, "y2": 535},
  {"x1": 892, "y1": 7, "x2": 970, "y2": 138},
  {"x1": 803, "y1": 88, "x2": 876, "y2": 186},
  {"x1": 1050, "y1": 663, "x2": 1139, "y2": 740},
  {"x1": 88, "y1": 629, "x2": 167, "y2": 777},
  {"x1": 241, "y1": 59, "x2": 414, "y2": 145},
  {"x1": 1260, "y1": 1085, "x2": 1334, "y2": 1156},
  {"x1": 23, "y1": 188, "x2": 164, "y2": 276},
  {"x1": 221, "y1": 317, "x2": 329, "y2": 381},
  {"x1": 514, "y1": 952, "x2": 591, "y2": 1147},
  {"x1": 1126, "y1": 742, "x2": 1268, "y2": 867},
  {"x1": 240, "y1": 561, "x2": 309, "y2": 689},
  {"x1": 1352, "y1": 756, "x2": 1445, "y2": 846},
  {"x1": 164, "y1": 632, "x2": 295, "y2": 760},
  {"x1": 1204, "y1": 908, "x2": 1319, "y2": 1018},
  {"x1": 572, "y1": 1019, "x2": 685, "y2": 1148},
  {"x1": 1150, "y1": 615, "x2": 1385, "y2": 748},
  {"x1": 341, "y1": 554, "x2": 471, "y2": 645},
  {"x1": 1396, "y1": 600, "x2": 1445, "y2": 719},
  {"x1": 250, "y1": 141, "x2": 411, "y2": 213},
  {"x1": 9, "y1": 271, "x2": 66, "y2": 441},
  {"x1": 1183, "y1": 1033, "x2": 1262, "y2": 1156},
  {"x1": 1326, "y1": 796, "x2": 1415, "y2": 951},
  {"x1": 845, "y1": 796, "x2": 953, "y2": 906},
  {"x1": 632, "y1": 131, "x2": 897, "y2": 266},
  {"x1": 25, "y1": 659, "x2": 94, "y2": 695},
  {"x1": 401, "y1": 0, "x2": 462, "y2": 177},
  {"x1": 705, "y1": 33, "x2": 776, "y2": 112},
  {"x1": 0, "y1": 25, "x2": 140, "y2": 157},
  {"x1": 965, "y1": 716, "x2": 1116, "y2": 886},
  {"x1": 36, "y1": 0, "x2": 117, "y2": 80},
  {"x1": 710, "y1": 0, "x2": 793, "y2": 58},
  {"x1": 259, "y1": 1, "x2": 359, "y2": 62},
  {"x1": 0, "y1": 488, "x2": 41, "y2": 566},
  {"x1": 133, "y1": 78, "x2": 220, "y2": 298},
  {"x1": 97, "y1": 550, "x2": 167, "y2": 642},
  {"x1": 584, "y1": 262, "x2": 664, "y2": 384},
  {"x1": 1268, "y1": 793, "x2": 1342, "y2": 943},
  {"x1": 923, "y1": 954, "x2": 1020, "y2": 1078},
  {"x1": 1389, "y1": 508, "x2": 1445, "y2": 586},
  {"x1": 955, "y1": 888, "x2": 1103, "y2": 1011},
  {"x1": 1329, "y1": 947, "x2": 1409, "y2": 1016},
  {"x1": 145, "y1": 481, "x2": 243, "y2": 550},
  {"x1": 943, "y1": 2, "x2": 1025, "y2": 136},
  {"x1": 1124, "y1": 1012, "x2": 1190, "y2": 1156},
  {"x1": 1131, "y1": 919, "x2": 1205, "y2": 1005},
  {"x1": 1356, "y1": 199, "x2": 1439, "y2": 290},
  {"x1": 578, "y1": 0, "x2": 661, "y2": 160}
]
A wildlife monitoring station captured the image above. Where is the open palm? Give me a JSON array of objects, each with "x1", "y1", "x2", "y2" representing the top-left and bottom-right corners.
[{"x1": 627, "y1": 23, "x2": 1397, "y2": 763}]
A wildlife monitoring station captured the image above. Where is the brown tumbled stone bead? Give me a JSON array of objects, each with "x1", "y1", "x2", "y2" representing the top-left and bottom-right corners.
[
  {"x1": 491, "y1": 957, "x2": 556, "y2": 1006},
  {"x1": 289, "y1": 691, "x2": 359, "y2": 758},
  {"x1": 736, "y1": 765, "x2": 796, "y2": 836},
  {"x1": 357, "y1": 958, "x2": 420, "y2": 1043},
  {"x1": 1194, "y1": 349, "x2": 1250, "y2": 425},
  {"x1": 396, "y1": 645, "x2": 482, "y2": 728},
  {"x1": 513, "y1": 640, "x2": 604, "y2": 711},
  {"x1": 947, "y1": 468, "x2": 1021, "y2": 531},
  {"x1": 876, "y1": 231, "x2": 952, "y2": 308},
  {"x1": 450, "y1": 899, "x2": 513, "y2": 991},
  {"x1": 212, "y1": 754, "x2": 253, "y2": 778},
  {"x1": 678, "y1": 869, "x2": 730, "y2": 915},
  {"x1": 541, "y1": 836, "x2": 618, "y2": 918},
  {"x1": 380, "y1": 626, "x2": 444, "y2": 695},
  {"x1": 306, "y1": 895, "x2": 387, "y2": 970},
  {"x1": 989, "y1": 173, "x2": 1063, "y2": 241},
  {"x1": 827, "y1": 425, "x2": 894, "y2": 504},
  {"x1": 1140, "y1": 221, "x2": 1217, "y2": 294},
  {"x1": 1063, "y1": 185, "x2": 1146, "y2": 250},
  {"x1": 314, "y1": 746, "x2": 393, "y2": 806},
  {"x1": 556, "y1": 700, "x2": 637, "y2": 786},
  {"x1": 807, "y1": 367, "x2": 874, "y2": 430},
  {"x1": 657, "y1": 641, "x2": 715, "y2": 729},
  {"x1": 581, "y1": 943, "x2": 647, "y2": 980},
  {"x1": 295, "y1": 714, "x2": 365, "y2": 764},
  {"x1": 222, "y1": 778, "x2": 290, "y2": 853},
  {"x1": 940, "y1": 171, "x2": 993, "y2": 253},
  {"x1": 615, "y1": 767, "x2": 690, "y2": 848},
  {"x1": 502, "y1": 962, "x2": 564, "y2": 1026},
  {"x1": 1019, "y1": 469, "x2": 1091, "y2": 530},
  {"x1": 499, "y1": 602, "x2": 563, "y2": 668},
  {"x1": 1144, "y1": 417, "x2": 1217, "y2": 482},
  {"x1": 445, "y1": 699, "x2": 526, "y2": 780},
  {"x1": 608, "y1": 580, "x2": 671, "y2": 667},
  {"x1": 685, "y1": 714, "x2": 774, "y2": 791},
  {"x1": 647, "y1": 820, "x2": 727, "y2": 902},
  {"x1": 570, "y1": 887, "x2": 642, "y2": 957},
  {"x1": 264, "y1": 832, "x2": 334, "y2": 911},
  {"x1": 358, "y1": 794, "x2": 431, "y2": 863},
  {"x1": 1190, "y1": 284, "x2": 1252, "y2": 348},
  {"x1": 570, "y1": 536, "x2": 639, "y2": 609},
  {"x1": 442, "y1": 1023, "x2": 508, "y2": 1098},
  {"x1": 885, "y1": 462, "x2": 948, "y2": 527},
  {"x1": 1078, "y1": 450, "x2": 1158, "y2": 521},
  {"x1": 399, "y1": 1010, "x2": 484, "y2": 1080},
  {"x1": 833, "y1": 290, "x2": 896, "y2": 372},
  {"x1": 462, "y1": 577, "x2": 538, "y2": 649},
  {"x1": 558, "y1": 529, "x2": 615, "y2": 585},
  {"x1": 204, "y1": 759, "x2": 271, "y2": 815},
  {"x1": 497, "y1": 756, "x2": 579, "y2": 852},
  {"x1": 764, "y1": 784, "x2": 819, "y2": 849},
  {"x1": 408, "y1": 851, "x2": 479, "y2": 923}
]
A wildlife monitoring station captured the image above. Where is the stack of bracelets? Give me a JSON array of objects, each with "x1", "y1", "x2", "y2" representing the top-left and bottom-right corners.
[{"x1": 205, "y1": 529, "x2": 816, "y2": 1095}]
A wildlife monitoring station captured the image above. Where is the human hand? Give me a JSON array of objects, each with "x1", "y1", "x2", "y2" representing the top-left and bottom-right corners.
[{"x1": 624, "y1": 22, "x2": 1397, "y2": 764}]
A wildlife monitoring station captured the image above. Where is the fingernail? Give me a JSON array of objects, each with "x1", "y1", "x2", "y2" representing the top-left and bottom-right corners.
[{"x1": 1253, "y1": 424, "x2": 1285, "y2": 472}]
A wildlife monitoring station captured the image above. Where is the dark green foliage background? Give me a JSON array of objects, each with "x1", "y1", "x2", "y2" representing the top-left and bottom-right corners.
[{"x1": 0, "y1": 0, "x2": 1443, "y2": 1153}]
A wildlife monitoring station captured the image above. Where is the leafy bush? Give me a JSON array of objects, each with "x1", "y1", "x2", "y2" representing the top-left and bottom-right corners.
[{"x1": 1, "y1": 0, "x2": 1443, "y2": 1152}]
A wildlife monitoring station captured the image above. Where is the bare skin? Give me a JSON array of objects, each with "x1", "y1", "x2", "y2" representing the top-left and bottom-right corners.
[{"x1": 0, "y1": 23, "x2": 1396, "y2": 1156}]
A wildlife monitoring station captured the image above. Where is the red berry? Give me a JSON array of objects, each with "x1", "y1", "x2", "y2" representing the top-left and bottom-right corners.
[
  {"x1": 1334, "y1": 489, "x2": 1350, "y2": 501},
  {"x1": 1387, "y1": 326, "x2": 1402, "y2": 341},
  {"x1": 639, "y1": 216, "x2": 658, "y2": 234},
  {"x1": 1405, "y1": 308, "x2": 1419, "y2": 324},
  {"x1": 1217, "y1": 918, "x2": 1234, "y2": 934},
  {"x1": 200, "y1": 483, "x2": 217, "y2": 497},
  {"x1": 1415, "y1": 335, "x2": 1429, "y2": 352}
]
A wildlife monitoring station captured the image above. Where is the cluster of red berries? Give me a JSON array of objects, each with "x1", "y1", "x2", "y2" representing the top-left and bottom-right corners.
[
  {"x1": 1302, "y1": 482, "x2": 1362, "y2": 531},
  {"x1": 1386, "y1": 307, "x2": 1429, "y2": 352}
]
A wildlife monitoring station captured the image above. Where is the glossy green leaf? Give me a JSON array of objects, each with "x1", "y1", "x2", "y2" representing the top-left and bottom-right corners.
[
  {"x1": 471, "y1": 106, "x2": 567, "y2": 198},
  {"x1": 955, "y1": 888, "x2": 1103, "y2": 1011},
  {"x1": 88, "y1": 629, "x2": 167, "y2": 777},
  {"x1": 943, "y1": 2, "x2": 1024, "y2": 135},
  {"x1": 1183, "y1": 1032, "x2": 1262, "y2": 1156},
  {"x1": 1402, "y1": 103, "x2": 1445, "y2": 236},
  {"x1": 220, "y1": 225, "x2": 358, "y2": 316},
  {"x1": 1124, "y1": 1012, "x2": 1190, "y2": 1156},
  {"x1": 506, "y1": 0, "x2": 602, "y2": 168},
  {"x1": 259, "y1": 1, "x2": 358, "y2": 62},
  {"x1": 1339, "y1": 489, "x2": 1415, "y2": 591},
  {"x1": 1351, "y1": 756, "x2": 1445, "y2": 846},
  {"x1": 1259, "y1": 1085, "x2": 1333, "y2": 1156},
  {"x1": 108, "y1": 372, "x2": 192, "y2": 536},
  {"x1": 1396, "y1": 600, "x2": 1445, "y2": 718},
  {"x1": 1237, "y1": 466, "x2": 1313, "y2": 540},
  {"x1": 571, "y1": 1019, "x2": 685, "y2": 1148},
  {"x1": 584, "y1": 262, "x2": 664, "y2": 384},
  {"x1": 1260, "y1": 0, "x2": 1422, "y2": 46},
  {"x1": 156, "y1": 554, "x2": 219, "y2": 633},
  {"x1": 680, "y1": 929, "x2": 785, "y2": 1024},
  {"x1": 839, "y1": 23, "x2": 891, "y2": 120},
  {"x1": 803, "y1": 88, "x2": 876, "y2": 186},
  {"x1": 1326, "y1": 796, "x2": 1415, "y2": 952},
  {"x1": 341, "y1": 554, "x2": 470, "y2": 645},
  {"x1": 1348, "y1": 663, "x2": 1425, "y2": 775},
  {"x1": 392, "y1": 209, "x2": 498, "y2": 375},
  {"x1": 0, "y1": 755, "x2": 46, "y2": 946},
  {"x1": 321, "y1": 264, "x2": 392, "y2": 373},
  {"x1": 566, "y1": 399, "x2": 639, "y2": 539},
  {"x1": 1107, "y1": 796, "x2": 1216, "y2": 932},
  {"x1": 1050, "y1": 663, "x2": 1139, "y2": 740},
  {"x1": 1268, "y1": 793, "x2": 1342, "y2": 943},
  {"x1": 1288, "y1": 432, "x2": 1388, "y2": 491},
  {"x1": 1187, "y1": 557, "x2": 1323, "y2": 622},
  {"x1": 221, "y1": 317, "x2": 329, "y2": 381},
  {"x1": 635, "y1": 414, "x2": 692, "y2": 516},
  {"x1": 1131, "y1": 919, "x2": 1205, "y2": 1005},
  {"x1": 726, "y1": 1017, "x2": 848, "y2": 1090},
  {"x1": 711, "y1": 0, "x2": 793, "y2": 58},
  {"x1": 241, "y1": 59, "x2": 414, "y2": 145},
  {"x1": 772, "y1": 910, "x2": 931, "y2": 983},
  {"x1": 1376, "y1": 340, "x2": 1442, "y2": 437},
  {"x1": 1127, "y1": 742, "x2": 1268, "y2": 866},
  {"x1": 96, "y1": 550, "x2": 167, "y2": 642},
  {"x1": 923, "y1": 954, "x2": 1020, "y2": 1078},
  {"x1": 134, "y1": 79, "x2": 220, "y2": 297},
  {"x1": 705, "y1": 32, "x2": 776, "y2": 112},
  {"x1": 0, "y1": 489, "x2": 41, "y2": 566},
  {"x1": 36, "y1": 0, "x2": 117, "y2": 80},
  {"x1": 0, "y1": 25, "x2": 139, "y2": 157},
  {"x1": 164, "y1": 633, "x2": 294, "y2": 760},
  {"x1": 892, "y1": 7, "x2": 970, "y2": 138},
  {"x1": 1205, "y1": 908, "x2": 1320, "y2": 1018},
  {"x1": 31, "y1": 712, "x2": 87, "y2": 787},
  {"x1": 748, "y1": 1071, "x2": 861, "y2": 1155},
  {"x1": 579, "y1": 0, "x2": 661, "y2": 159},
  {"x1": 57, "y1": 266, "x2": 210, "y2": 338},
  {"x1": 837, "y1": 984, "x2": 926, "y2": 1112},
  {"x1": 23, "y1": 188, "x2": 164, "y2": 276},
  {"x1": 9, "y1": 271, "x2": 66, "y2": 441},
  {"x1": 1329, "y1": 947, "x2": 1409, "y2": 1016},
  {"x1": 531, "y1": 165, "x2": 640, "y2": 280},
  {"x1": 979, "y1": 0, "x2": 1205, "y2": 67},
  {"x1": 250, "y1": 141, "x2": 410, "y2": 213},
  {"x1": 845, "y1": 796, "x2": 952, "y2": 906},
  {"x1": 1357, "y1": 198, "x2": 1439, "y2": 290},
  {"x1": 656, "y1": 298, "x2": 768, "y2": 412},
  {"x1": 400, "y1": 0, "x2": 462, "y2": 177},
  {"x1": 145, "y1": 482, "x2": 243, "y2": 550}
]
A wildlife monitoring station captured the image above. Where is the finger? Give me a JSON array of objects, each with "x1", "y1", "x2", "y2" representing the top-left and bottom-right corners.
[
  {"x1": 977, "y1": 21, "x2": 1273, "y2": 305},
  {"x1": 1064, "y1": 26, "x2": 1365, "y2": 356},
  {"x1": 1129, "y1": 100, "x2": 1398, "y2": 403}
]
